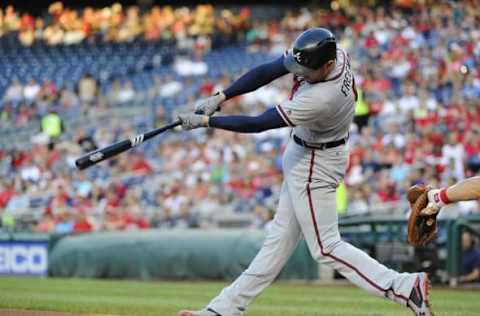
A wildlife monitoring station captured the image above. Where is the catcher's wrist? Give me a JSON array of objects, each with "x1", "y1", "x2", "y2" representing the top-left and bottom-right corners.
[
  {"x1": 429, "y1": 188, "x2": 451, "y2": 207},
  {"x1": 439, "y1": 188, "x2": 452, "y2": 204}
]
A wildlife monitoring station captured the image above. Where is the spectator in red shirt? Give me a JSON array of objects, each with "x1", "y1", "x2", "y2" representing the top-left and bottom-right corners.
[
  {"x1": 377, "y1": 180, "x2": 401, "y2": 203},
  {"x1": 33, "y1": 213, "x2": 56, "y2": 233},
  {"x1": 0, "y1": 180, "x2": 16, "y2": 209},
  {"x1": 130, "y1": 153, "x2": 153, "y2": 175},
  {"x1": 73, "y1": 213, "x2": 94, "y2": 233},
  {"x1": 122, "y1": 193, "x2": 150, "y2": 230},
  {"x1": 40, "y1": 79, "x2": 58, "y2": 100}
]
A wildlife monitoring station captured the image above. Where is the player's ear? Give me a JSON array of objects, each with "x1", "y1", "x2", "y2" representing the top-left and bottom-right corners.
[
  {"x1": 320, "y1": 59, "x2": 335, "y2": 73},
  {"x1": 326, "y1": 59, "x2": 335, "y2": 68}
]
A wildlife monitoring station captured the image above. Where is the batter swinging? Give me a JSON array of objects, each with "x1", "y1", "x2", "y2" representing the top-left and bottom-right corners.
[{"x1": 177, "y1": 28, "x2": 433, "y2": 316}]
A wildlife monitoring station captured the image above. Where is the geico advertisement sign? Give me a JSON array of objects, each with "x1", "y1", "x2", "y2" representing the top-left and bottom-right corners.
[{"x1": 0, "y1": 243, "x2": 48, "y2": 276}]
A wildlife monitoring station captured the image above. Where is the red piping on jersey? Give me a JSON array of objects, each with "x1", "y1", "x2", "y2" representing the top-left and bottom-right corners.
[
  {"x1": 277, "y1": 75, "x2": 302, "y2": 128},
  {"x1": 276, "y1": 105, "x2": 295, "y2": 127},
  {"x1": 352, "y1": 76, "x2": 358, "y2": 101},
  {"x1": 289, "y1": 76, "x2": 302, "y2": 100},
  {"x1": 306, "y1": 150, "x2": 409, "y2": 304}
]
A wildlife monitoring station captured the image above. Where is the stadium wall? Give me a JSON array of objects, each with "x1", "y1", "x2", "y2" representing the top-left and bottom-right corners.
[{"x1": 48, "y1": 230, "x2": 319, "y2": 280}]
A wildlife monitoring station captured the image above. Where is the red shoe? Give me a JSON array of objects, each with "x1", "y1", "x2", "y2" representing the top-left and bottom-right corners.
[{"x1": 407, "y1": 273, "x2": 434, "y2": 316}]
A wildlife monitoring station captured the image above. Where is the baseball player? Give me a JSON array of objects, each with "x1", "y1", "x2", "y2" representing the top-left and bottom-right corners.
[
  {"x1": 177, "y1": 28, "x2": 433, "y2": 316},
  {"x1": 420, "y1": 176, "x2": 480, "y2": 216}
]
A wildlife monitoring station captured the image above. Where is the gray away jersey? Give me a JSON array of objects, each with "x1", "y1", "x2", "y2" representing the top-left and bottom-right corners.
[{"x1": 276, "y1": 49, "x2": 357, "y2": 144}]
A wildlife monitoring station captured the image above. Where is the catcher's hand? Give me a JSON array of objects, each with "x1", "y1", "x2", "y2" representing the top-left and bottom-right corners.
[{"x1": 407, "y1": 184, "x2": 439, "y2": 247}]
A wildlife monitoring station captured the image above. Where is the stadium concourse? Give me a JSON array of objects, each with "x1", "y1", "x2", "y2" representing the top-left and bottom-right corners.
[{"x1": 0, "y1": 1, "x2": 479, "y2": 236}]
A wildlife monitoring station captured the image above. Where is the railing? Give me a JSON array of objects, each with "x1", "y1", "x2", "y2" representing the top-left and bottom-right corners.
[{"x1": 445, "y1": 215, "x2": 480, "y2": 286}]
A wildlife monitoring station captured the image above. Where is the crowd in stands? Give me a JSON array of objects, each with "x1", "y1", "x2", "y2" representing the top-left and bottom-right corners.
[
  {"x1": 1, "y1": 1, "x2": 480, "y2": 234},
  {"x1": 1, "y1": 2, "x2": 251, "y2": 47}
]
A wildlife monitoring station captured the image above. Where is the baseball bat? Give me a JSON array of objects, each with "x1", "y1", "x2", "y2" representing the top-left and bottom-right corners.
[{"x1": 75, "y1": 120, "x2": 181, "y2": 170}]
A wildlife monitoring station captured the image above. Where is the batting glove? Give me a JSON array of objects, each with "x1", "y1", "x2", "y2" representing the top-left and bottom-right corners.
[
  {"x1": 178, "y1": 113, "x2": 209, "y2": 130},
  {"x1": 194, "y1": 91, "x2": 226, "y2": 116}
]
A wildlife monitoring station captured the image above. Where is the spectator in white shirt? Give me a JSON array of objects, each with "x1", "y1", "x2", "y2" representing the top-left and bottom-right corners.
[
  {"x1": 174, "y1": 54, "x2": 208, "y2": 76},
  {"x1": 117, "y1": 81, "x2": 136, "y2": 104},
  {"x1": 3, "y1": 79, "x2": 23, "y2": 103},
  {"x1": 442, "y1": 133, "x2": 465, "y2": 180},
  {"x1": 23, "y1": 78, "x2": 40, "y2": 102},
  {"x1": 398, "y1": 84, "x2": 419, "y2": 114},
  {"x1": 159, "y1": 75, "x2": 182, "y2": 97}
]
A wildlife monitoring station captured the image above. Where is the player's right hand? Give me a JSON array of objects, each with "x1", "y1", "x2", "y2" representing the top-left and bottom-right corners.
[
  {"x1": 194, "y1": 92, "x2": 226, "y2": 116},
  {"x1": 178, "y1": 112, "x2": 209, "y2": 130}
]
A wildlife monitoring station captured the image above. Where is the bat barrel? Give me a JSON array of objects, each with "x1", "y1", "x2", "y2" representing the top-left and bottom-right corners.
[
  {"x1": 75, "y1": 139, "x2": 132, "y2": 170},
  {"x1": 75, "y1": 120, "x2": 181, "y2": 170}
]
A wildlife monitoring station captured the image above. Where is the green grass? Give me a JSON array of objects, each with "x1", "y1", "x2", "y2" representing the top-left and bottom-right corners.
[{"x1": 0, "y1": 277, "x2": 479, "y2": 316}]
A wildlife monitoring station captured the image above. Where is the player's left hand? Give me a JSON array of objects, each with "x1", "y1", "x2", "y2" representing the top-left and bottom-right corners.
[{"x1": 178, "y1": 112, "x2": 209, "y2": 130}]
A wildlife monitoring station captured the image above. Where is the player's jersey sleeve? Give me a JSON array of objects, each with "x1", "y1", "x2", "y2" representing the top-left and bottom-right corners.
[{"x1": 275, "y1": 92, "x2": 329, "y2": 127}]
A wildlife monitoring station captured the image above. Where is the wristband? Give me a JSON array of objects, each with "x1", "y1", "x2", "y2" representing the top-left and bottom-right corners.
[{"x1": 439, "y1": 188, "x2": 452, "y2": 204}]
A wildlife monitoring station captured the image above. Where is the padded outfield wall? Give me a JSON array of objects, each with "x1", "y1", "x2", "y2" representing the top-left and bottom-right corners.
[{"x1": 48, "y1": 229, "x2": 318, "y2": 280}]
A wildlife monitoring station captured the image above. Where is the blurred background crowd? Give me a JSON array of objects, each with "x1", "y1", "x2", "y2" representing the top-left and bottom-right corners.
[
  {"x1": 0, "y1": 2, "x2": 251, "y2": 47},
  {"x1": 1, "y1": 0, "x2": 480, "y2": 235}
]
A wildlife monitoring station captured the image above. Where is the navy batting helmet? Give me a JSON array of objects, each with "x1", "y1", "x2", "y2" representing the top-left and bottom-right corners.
[{"x1": 283, "y1": 27, "x2": 337, "y2": 77}]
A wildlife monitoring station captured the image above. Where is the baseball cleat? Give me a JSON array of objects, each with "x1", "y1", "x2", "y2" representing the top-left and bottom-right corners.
[
  {"x1": 178, "y1": 308, "x2": 222, "y2": 316},
  {"x1": 407, "y1": 273, "x2": 434, "y2": 316}
]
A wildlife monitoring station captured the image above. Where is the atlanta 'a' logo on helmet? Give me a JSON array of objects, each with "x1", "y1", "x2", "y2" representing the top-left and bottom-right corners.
[{"x1": 294, "y1": 51, "x2": 303, "y2": 63}]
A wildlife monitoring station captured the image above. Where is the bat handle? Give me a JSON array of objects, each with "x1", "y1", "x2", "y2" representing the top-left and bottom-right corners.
[
  {"x1": 148, "y1": 120, "x2": 181, "y2": 137},
  {"x1": 168, "y1": 120, "x2": 182, "y2": 129}
]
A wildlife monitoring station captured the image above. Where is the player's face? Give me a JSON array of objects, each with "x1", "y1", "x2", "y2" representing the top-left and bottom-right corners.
[{"x1": 303, "y1": 60, "x2": 336, "y2": 83}]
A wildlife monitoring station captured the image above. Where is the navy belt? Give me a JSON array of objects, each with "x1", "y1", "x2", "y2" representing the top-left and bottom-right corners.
[{"x1": 293, "y1": 134, "x2": 346, "y2": 150}]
